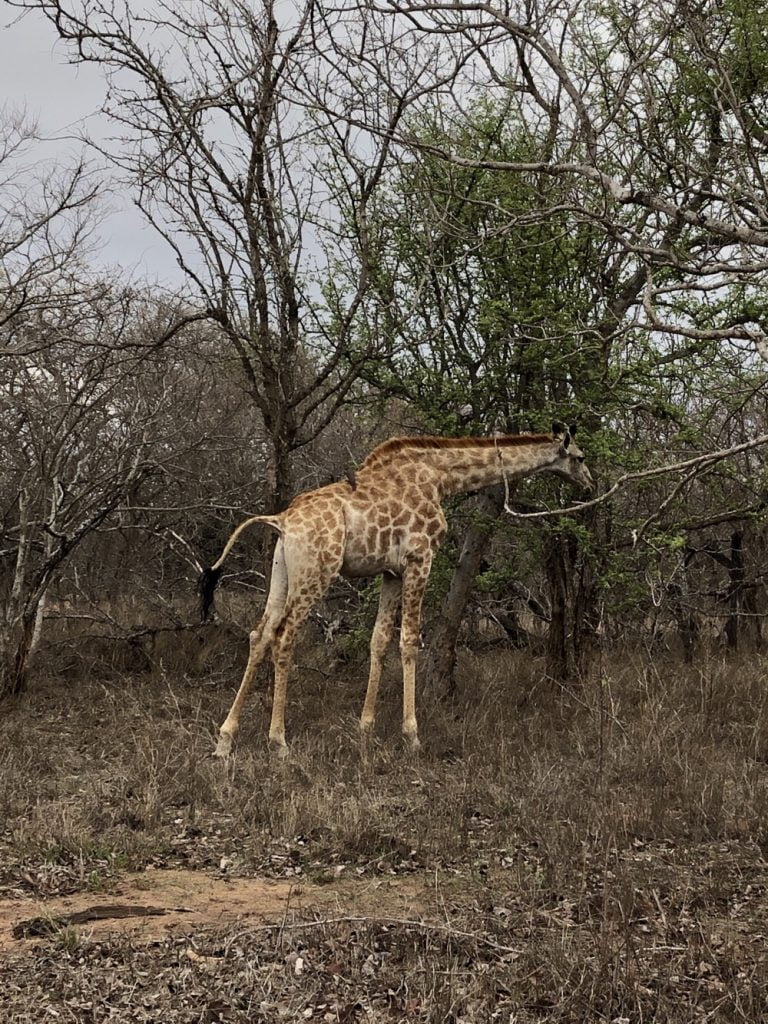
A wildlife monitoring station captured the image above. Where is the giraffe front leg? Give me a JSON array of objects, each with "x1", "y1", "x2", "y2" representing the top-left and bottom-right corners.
[
  {"x1": 360, "y1": 575, "x2": 402, "y2": 736},
  {"x1": 401, "y1": 649, "x2": 421, "y2": 752},
  {"x1": 399, "y1": 563, "x2": 430, "y2": 752}
]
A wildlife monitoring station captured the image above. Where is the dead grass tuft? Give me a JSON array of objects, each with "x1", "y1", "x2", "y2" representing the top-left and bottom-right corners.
[{"x1": 2, "y1": 647, "x2": 768, "y2": 1018}]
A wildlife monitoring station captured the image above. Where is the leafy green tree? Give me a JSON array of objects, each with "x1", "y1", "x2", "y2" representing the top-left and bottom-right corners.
[{"x1": 355, "y1": 102, "x2": 624, "y2": 683}]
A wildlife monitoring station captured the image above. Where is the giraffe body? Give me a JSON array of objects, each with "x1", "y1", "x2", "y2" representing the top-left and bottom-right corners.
[{"x1": 204, "y1": 428, "x2": 594, "y2": 757}]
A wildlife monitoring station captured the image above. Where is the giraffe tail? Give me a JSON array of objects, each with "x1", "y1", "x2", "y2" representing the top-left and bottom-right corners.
[
  {"x1": 199, "y1": 565, "x2": 223, "y2": 621},
  {"x1": 199, "y1": 514, "x2": 284, "y2": 621}
]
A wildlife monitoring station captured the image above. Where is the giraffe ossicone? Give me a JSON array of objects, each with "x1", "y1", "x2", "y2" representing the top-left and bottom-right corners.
[{"x1": 201, "y1": 427, "x2": 595, "y2": 756}]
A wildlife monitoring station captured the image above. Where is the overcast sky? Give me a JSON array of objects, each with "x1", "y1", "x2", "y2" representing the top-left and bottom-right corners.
[{"x1": 1, "y1": 7, "x2": 181, "y2": 283}]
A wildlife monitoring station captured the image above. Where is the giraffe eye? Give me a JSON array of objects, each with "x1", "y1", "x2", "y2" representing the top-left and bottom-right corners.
[{"x1": 576, "y1": 455, "x2": 585, "y2": 463}]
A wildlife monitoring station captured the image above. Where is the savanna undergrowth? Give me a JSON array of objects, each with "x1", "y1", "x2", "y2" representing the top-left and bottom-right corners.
[{"x1": 2, "y1": 646, "x2": 768, "y2": 1020}]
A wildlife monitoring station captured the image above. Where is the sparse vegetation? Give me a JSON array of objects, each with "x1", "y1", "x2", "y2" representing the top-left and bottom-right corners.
[
  {"x1": 2, "y1": 646, "x2": 768, "y2": 1020},
  {"x1": 4, "y1": 0, "x2": 768, "y2": 1018}
]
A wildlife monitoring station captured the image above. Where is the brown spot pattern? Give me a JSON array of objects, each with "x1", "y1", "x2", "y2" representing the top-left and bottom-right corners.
[
  {"x1": 360, "y1": 432, "x2": 554, "y2": 471},
  {"x1": 213, "y1": 430, "x2": 574, "y2": 754}
]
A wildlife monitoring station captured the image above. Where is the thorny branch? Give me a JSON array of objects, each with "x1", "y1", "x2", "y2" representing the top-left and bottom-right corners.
[{"x1": 504, "y1": 434, "x2": 768, "y2": 539}]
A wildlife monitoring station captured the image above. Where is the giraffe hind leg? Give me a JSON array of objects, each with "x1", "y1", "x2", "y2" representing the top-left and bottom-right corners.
[
  {"x1": 214, "y1": 539, "x2": 288, "y2": 758},
  {"x1": 360, "y1": 574, "x2": 402, "y2": 736},
  {"x1": 266, "y1": 551, "x2": 343, "y2": 754}
]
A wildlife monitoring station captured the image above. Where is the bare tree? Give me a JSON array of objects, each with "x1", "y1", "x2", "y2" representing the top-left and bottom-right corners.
[
  {"x1": 351, "y1": 0, "x2": 768, "y2": 346},
  {"x1": 0, "y1": 109, "x2": 102, "y2": 357},
  {"x1": 6, "y1": 0, "x2": 455, "y2": 527},
  {"x1": 0, "y1": 280, "x2": 223, "y2": 697}
]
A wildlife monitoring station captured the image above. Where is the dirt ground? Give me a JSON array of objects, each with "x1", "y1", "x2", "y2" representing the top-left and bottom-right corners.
[
  {"x1": 3, "y1": 652, "x2": 768, "y2": 1020},
  {"x1": 0, "y1": 866, "x2": 427, "y2": 950}
]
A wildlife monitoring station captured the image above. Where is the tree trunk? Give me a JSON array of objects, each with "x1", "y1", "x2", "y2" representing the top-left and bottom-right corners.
[
  {"x1": 1, "y1": 489, "x2": 35, "y2": 698},
  {"x1": 667, "y1": 548, "x2": 699, "y2": 663},
  {"x1": 260, "y1": 434, "x2": 294, "y2": 588},
  {"x1": 742, "y1": 532, "x2": 763, "y2": 652},
  {"x1": 424, "y1": 485, "x2": 506, "y2": 693},
  {"x1": 0, "y1": 614, "x2": 35, "y2": 699},
  {"x1": 725, "y1": 529, "x2": 744, "y2": 652},
  {"x1": 544, "y1": 528, "x2": 576, "y2": 681},
  {"x1": 544, "y1": 518, "x2": 598, "y2": 683}
]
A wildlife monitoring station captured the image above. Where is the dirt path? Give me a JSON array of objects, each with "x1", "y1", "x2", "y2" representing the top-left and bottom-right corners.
[{"x1": 0, "y1": 868, "x2": 429, "y2": 952}]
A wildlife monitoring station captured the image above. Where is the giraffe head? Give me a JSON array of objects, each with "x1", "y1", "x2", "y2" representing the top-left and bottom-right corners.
[{"x1": 545, "y1": 422, "x2": 595, "y2": 493}]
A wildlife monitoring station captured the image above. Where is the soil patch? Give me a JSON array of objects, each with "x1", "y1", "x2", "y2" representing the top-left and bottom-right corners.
[{"x1": 0, "y1": 867, "x2": 427, "y2": 952}]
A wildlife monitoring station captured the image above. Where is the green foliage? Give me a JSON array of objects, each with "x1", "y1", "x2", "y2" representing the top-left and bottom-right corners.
[
  {"x1": 333, "y1": 29, "x2": 768, "y2": 645},
  {"x1": 595, "y1": 551, "x2": 650, "y2": 616},
  {"x1": 361, "y1": 98, "x2": 607, "y2": 433},
  {"x1": 335, "y1": 579, "x2": 382, "y2": 663}
]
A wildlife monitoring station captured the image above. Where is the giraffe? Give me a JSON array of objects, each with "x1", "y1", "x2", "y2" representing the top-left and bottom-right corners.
[{"x1": 200, "y1": 424, "x2": 594, "y2": 757}]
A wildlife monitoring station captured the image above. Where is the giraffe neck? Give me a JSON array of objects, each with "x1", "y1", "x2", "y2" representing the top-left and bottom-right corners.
[{"x1": 425, "y1": 438, "x2": 559, "y2": 497}]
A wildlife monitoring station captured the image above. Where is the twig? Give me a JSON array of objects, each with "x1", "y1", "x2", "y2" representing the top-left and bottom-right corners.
[
  {"x1": 229, "y1": 914, "x2": 522, "y2": 956},
  {"x1": 168, "y1": 529, "x2": 203, "y2": 574},
  {"x1": 502, "y1": 433, "x2": 768, "y2": 527}
]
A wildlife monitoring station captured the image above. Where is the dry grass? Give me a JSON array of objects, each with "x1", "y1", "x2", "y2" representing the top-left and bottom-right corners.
[{"x1": 2, "y1": 644, "x2": 768, "y2": 1020}]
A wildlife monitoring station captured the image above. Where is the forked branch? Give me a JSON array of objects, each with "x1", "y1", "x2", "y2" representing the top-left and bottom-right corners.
[{"x1": 503, "y1": 434, "x2": 768, "y2": 534}]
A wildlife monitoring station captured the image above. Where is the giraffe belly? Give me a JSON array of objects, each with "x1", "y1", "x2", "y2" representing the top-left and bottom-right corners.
[
  {"x1": 341, "y1": 551, "x2": 402, "y2": 578},
  {"x1": 340, "y1": 500, "x2": 417, "y2": 578}
]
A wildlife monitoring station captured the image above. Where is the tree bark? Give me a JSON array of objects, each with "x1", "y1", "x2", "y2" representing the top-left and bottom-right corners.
[
  {"x1": 424, "y1": 485, "x2": 506, "y2": 693},
  {"x1": 544, "y1": 528, "x2": 576, "y2": 681},
  {"x1": 0, "y1": 613, "x2": 35, "y2": 699},
  {"x1": 259, "y1": 433, "x2": 294, "y2": 588},
  {"x1": 724, "y1": 529, "x2": 744, "y2": 652},
  {"x1": 544, "y1": 517, "x2": 598, "y2": 683},
  {"x1": 667, "y1": 547, "x2": 699, "y2": 664}
]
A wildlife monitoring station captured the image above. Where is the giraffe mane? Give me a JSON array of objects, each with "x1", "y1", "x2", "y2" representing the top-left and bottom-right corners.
[{"x1": 361, "y1": 433, "x2": 554, "y2": 467}]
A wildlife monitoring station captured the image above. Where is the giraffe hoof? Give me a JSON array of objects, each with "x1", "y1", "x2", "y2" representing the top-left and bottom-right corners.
[
  {"x1": 359, "y1": 725, "x2": 376, "y2": 756},
  {"x1": 214, "y1": 733, "x2": 234, "y2": 758},
  {"x1": 269, "y1": 737, "x2": 289, "y2": 759},
  {"x1": 404, "y1": 733, "x2": 421, "y2": 754}
]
